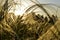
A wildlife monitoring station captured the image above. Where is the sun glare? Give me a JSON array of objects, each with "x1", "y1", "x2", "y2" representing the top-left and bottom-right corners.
[
  {"x1": 9, "y1": 0, "x2": 34, "y2": 16},
  {"x1": 9, "y1": 5, "x2": 25, "y2": 16},
  {"x1": 14, "y1": 9, "x2": 24, "y2": 16}
]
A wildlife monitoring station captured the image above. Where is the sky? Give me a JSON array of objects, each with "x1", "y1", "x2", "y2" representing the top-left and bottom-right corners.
[
  {"x1": 39, "y1": 0, "x2": 60, "y2": 18},
  {"x1": 0, "y1": 0, "x2": 60, "y2": 8},
  {"x1": 0, "y1": 0, "x2": 60, "y2": 17},
  {"x1": 38, "y1": 0, "x2": 60, "y2": 6},
  {"x1": 0, "y1": 0, "x2": 60, "y2": 5}
]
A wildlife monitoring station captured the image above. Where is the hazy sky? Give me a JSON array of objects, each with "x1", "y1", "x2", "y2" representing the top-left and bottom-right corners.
[
  {"x1": 38, "y1": 0, "x2": 60, "y2": 18},
  {"x1": 0, "y1": 0, "x2": 60, "y2": 7},
  {"x1": 9, "y1": 0, "x2": 60, "y2": 16},
  {"x1": 38, "y1": 0, "x2": 60, "y2": 6},
  {"x1": 0, "y1": 0, "x2": 60, "y2": 17}
]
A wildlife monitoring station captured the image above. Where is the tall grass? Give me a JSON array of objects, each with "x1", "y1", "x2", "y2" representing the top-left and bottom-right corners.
[{"x1": 0, "y1": 0, "x2": 60, "y2": 40}]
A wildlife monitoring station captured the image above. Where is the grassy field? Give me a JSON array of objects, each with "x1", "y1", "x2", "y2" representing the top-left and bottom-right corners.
[{"x1": 0, "y1": 12, "x2": 60, "y2": 40}]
